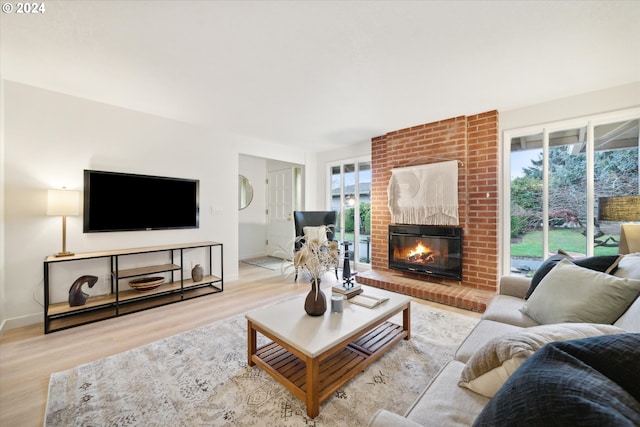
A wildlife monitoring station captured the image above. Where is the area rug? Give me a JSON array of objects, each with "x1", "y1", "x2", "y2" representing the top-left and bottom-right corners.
[
  {"x1": 241, "y1": 256, "x2": 287, "y2": 271},
  {"x1": 45, "y1": 302, "x2": 478, "y2": 426}
]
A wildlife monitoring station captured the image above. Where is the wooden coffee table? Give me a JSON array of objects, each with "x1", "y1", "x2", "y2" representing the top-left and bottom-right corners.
[{"x1": 246, "y1": 286, "x2": 411, "y2": 418}]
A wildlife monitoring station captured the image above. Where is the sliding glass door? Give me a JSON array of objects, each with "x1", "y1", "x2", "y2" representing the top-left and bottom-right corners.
[
  {"x1": 329, "y1": 160, "x2": 372, "y2": 268},
  {"x1": 503, "y1": 109, "x2": 640, "y2": 276}
]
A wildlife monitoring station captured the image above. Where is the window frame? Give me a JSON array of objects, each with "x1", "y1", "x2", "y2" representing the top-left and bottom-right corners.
[
  {"x1": 326, "y1": 156, "x2": 372, "y2": 270},
  {"x1": 501, "y1": 107, "x2": 640, "y2": 276}
]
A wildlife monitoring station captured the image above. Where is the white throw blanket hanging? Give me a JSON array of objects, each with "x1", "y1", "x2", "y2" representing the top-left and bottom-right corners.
[{"x1": 388, "y1": 160, "x2": 459, "y2": 225}]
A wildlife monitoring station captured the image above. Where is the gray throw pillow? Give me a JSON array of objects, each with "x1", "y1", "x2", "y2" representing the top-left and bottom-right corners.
[
  {"x1": 525, "y1": 253, "x2": 568, "y2": 299},
  {"x1": 525, "y1": 253, "x2": 623, "y2": 299},
  {"x1": 521, "y1": 259, "x2": 640, "y2": 325}
]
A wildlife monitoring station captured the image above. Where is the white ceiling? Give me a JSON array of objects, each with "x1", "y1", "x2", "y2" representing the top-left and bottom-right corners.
[{"x1": 2, "y1": 1, "x2": 639, "y2": 151}]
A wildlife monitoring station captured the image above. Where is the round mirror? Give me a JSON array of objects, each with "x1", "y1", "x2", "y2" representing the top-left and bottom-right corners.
[{"x1": 238, "y1": 175, "x2": 254, "y2": 210}]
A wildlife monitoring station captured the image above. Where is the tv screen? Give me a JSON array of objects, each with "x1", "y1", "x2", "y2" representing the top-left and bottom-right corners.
[{"x1": 84, "y1": 170, "x2": 199, "y2": 232}]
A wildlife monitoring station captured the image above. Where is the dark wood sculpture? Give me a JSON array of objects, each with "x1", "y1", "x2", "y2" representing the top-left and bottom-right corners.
[{"x1": 68, "y1": 275, "x2": 98, "y2": 306}]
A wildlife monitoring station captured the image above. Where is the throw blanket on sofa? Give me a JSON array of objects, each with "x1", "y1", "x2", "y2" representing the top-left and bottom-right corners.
[{"x1": 473, "y1": 333, "x2": 640, "y2": 426}]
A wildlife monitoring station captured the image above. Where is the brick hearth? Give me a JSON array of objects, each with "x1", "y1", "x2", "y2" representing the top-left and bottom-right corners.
[{"x1": 356, "y1": 270, "x2": 494, "y2": 313}]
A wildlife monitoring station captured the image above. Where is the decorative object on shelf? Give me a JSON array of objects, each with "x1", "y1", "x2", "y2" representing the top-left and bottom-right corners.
[
  {"x1": 129, "y1": 276, "x2": 164, "y2": 291},
  {"x1": 47, "y1": 188, "x2": 80, "y2": 257},
  {"x1": 192, "y1": 264, "x2": 203, "y2": 282},
  {"x1": 68, "y1": 275, "x2": 98, "y2": 306}
]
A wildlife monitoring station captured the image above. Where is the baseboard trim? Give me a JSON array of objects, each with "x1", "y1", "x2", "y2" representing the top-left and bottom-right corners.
[{"x1": 0, "y1": 312, "x2": 41, "y2": 333}]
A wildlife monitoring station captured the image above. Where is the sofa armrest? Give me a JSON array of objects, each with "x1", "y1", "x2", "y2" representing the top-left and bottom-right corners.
[
  {"x1": 498, "y1": 275, "x2": 531, "y2": 299},
  {"x1": 368, "y1": 409, "x2": 423, "y2": 427}
]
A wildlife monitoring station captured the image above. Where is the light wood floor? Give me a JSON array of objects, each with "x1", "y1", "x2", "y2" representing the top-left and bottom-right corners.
[{"x1": 0, "y1": 263, "x2": 479, "y2": 427}]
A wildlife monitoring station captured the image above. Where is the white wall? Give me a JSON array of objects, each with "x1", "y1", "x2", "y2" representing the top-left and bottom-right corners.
[
  {"x1": 0, "y1": 79, "x2": 6, "y2": 328},
  {"x1": 500, "y1": 82, "x2": 640, "y2": 131},
  {"x1": 238, "y1": 155, "x2": 267, "y2": 259},
  {"x1": 1, "y1": 81, "x2": 307, "y2": 330}
]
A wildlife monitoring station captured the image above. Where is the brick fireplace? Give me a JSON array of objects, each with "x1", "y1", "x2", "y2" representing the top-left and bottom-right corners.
[{"x1": 356, "y1": 111, "x2": 499, "y2": 312}]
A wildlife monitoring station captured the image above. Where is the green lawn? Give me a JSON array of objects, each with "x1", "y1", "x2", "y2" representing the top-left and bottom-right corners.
[{"x1": 511, "y1": 229, "x2": 620, "y2": 258}]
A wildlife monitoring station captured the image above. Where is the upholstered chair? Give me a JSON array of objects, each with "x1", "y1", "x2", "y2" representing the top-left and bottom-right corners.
[{"x1": 293, "y1": 211, "x2": 340, "y2": 281}]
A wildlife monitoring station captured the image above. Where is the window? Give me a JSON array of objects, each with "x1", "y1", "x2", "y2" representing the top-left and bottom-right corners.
[
  {"x1": 329, "y1": 159, "x2": 372, "y2": 267},
  {"x1": 503, "y1": 109, "x2": 639, "y2": 276}
]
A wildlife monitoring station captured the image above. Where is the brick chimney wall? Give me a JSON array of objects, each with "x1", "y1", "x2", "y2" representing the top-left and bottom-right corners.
[{"x1": 370, "y1": 111, "x2": 499, "y2": 292}]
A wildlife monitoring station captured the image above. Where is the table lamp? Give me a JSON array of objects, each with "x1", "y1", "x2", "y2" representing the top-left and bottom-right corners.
[
  {"x1": 47, "y1": 189, "x2": 80, "y2": 257},
  {"x1": 598, "y1": 195, "x2": 640, "y2": 254}
]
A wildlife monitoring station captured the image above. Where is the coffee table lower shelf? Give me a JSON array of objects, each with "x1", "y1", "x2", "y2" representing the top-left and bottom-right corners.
[{"x1": 250, "y1": 321, "x2": 407, "y2": 417}]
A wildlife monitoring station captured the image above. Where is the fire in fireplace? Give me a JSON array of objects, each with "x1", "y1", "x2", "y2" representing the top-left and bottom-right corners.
[{"x1": 388, "y1": 225, "x2": 463, "y2": 280}]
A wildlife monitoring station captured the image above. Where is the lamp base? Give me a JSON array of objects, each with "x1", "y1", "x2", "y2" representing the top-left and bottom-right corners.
[{"x1": 54, "y1": 251, "x2": 75, "y2": 257}]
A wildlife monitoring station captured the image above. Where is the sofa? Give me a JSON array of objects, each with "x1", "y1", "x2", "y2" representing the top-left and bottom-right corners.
[{"x1": 369, "y1": 252, "x2": 640, "y2": 426}]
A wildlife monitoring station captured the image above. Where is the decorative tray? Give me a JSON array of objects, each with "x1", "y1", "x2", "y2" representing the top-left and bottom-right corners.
[{"x1": 129, "y1": 276, "x2": 164, "y2": 291}]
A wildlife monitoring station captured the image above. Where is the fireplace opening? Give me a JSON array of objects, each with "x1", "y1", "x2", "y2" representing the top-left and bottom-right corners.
[{"x1": 388, "y1": 225, "x2": 462, "y2": 281}]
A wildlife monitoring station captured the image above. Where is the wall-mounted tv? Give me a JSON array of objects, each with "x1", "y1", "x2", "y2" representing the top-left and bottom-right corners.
[{"x1": 84, "y1": 169, "x2": 199, "y2": 233}]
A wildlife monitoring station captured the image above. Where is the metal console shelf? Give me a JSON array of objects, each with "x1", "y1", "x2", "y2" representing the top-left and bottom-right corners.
[{"x1": 43, "y1": 241, "x2": 223, "y2": 333}]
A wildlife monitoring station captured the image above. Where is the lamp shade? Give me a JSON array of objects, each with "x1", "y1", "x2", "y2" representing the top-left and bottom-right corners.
[
  {"x1": 598, "y1": 196, "x2": 640, "y2": 222},
  {"x1": 47, "y1": 189, "x2": 80, "y2": 216}
]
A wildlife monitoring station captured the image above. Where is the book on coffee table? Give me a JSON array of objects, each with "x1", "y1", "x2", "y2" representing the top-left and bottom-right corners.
[
  {"x1": 348, "y1": 294, "x2": 389, "y2": 308},
  {"x1": 332, "y1": 284, "x2": 363, "y2": 298}
]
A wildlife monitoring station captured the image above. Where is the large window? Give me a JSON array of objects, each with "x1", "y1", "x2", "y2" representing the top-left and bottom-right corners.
[
  {"x1": 503, "y1": 109, "x2": 639, "y2": 276},
  {"x1": 329, "y1": 160, "x2": 372, "y2": 267}
]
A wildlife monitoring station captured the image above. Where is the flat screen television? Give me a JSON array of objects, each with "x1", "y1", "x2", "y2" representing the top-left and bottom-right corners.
[{"x1": 83, "y1": 169, "x2": 199, "y2": 233}]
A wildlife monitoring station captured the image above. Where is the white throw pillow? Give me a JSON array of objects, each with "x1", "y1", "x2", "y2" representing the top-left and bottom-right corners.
[
  {"x1": 303, "y1": 225, "x2": 328, "y2": 246},
  {"x1": 458, "y1": 323, "x2": 626, "y2": 398},
  {"x1": 613, "y1": 252, "x2": 640, "y2": 280},
  {"x1": 521, "y1": 259, "x2": 640, "y2": 325}
]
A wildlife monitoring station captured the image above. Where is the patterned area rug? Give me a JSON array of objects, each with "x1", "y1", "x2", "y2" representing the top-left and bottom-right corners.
[
  {"x1": 241, "y1": 256, "x2": 287, "y2": 271},
  {"x1": 45, "y1": 302, "x2": 478, "y2": 426}
]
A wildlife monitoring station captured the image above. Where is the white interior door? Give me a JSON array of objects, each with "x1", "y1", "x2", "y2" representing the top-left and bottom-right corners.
[{"x1": 266, "y1": 168, "x2": 294, "y2": 258}]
